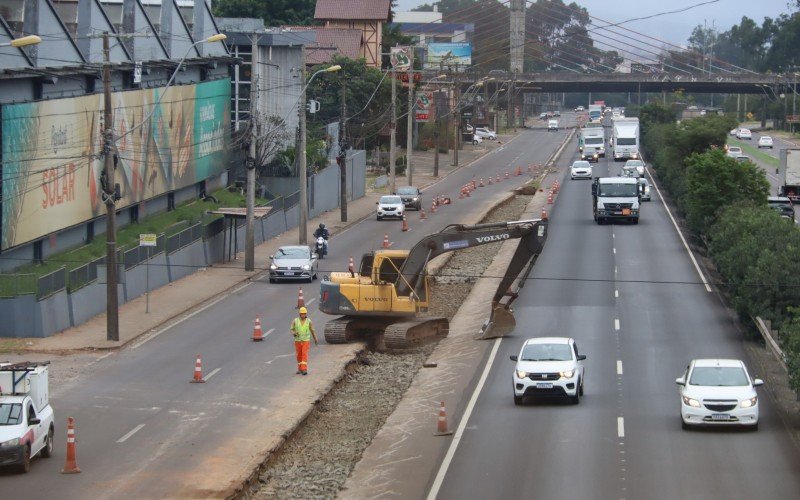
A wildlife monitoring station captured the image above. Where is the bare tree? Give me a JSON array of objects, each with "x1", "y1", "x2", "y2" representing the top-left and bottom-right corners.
[{"x1": 251, "y1": 114, "x2": 291, "y2": 170}]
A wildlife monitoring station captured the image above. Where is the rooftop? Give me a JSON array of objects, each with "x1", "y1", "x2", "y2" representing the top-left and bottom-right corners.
[{"x1": 314, "y1": 0, "x2": 391, "y2": 21}]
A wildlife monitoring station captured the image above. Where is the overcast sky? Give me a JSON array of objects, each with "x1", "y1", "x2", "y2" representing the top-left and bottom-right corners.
[{"x1": 394, "y1": 0, "x2": 793, "y2": 46}]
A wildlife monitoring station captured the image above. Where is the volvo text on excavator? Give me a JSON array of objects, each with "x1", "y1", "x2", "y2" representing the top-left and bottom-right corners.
[{"x1": 318, "y1": 219, "x2": 548, "y2": 350}]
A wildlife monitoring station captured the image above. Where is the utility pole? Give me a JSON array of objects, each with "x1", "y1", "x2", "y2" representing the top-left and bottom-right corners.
[
  {"x1": 433, "y1": 91, "x2": 440, "y2": 177},
  {"x1": 339, "y1": 74, "x2": 348, "y2": 222},
  {"x1": 406, "y1": 73, "x2": 414, "y2": 186},
  {"x1": 298, "y1": 47, "x2": 308, "y2": 245},
  {"x1": 452, "y1": 80, "x2": 460, "y2": 167},
  {"x1": 508, "y1": 74, "x2": 515, "y2": 132},
  {"x1": 102, "y1": 32, "x2": 119, "y2": 342},
  {"x1": 389, "y1": 68, "x2": 397, "y2": 194},
  {"x1": 245, "y1": 34, "x2": 258, "y2": 271}
]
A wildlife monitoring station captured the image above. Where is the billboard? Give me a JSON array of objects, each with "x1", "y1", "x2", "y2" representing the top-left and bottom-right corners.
[
  {"x1": 1, "y1": 78, "x2": 230, "y2": 250},
  {"x1": 425, "y1": 43, "x2": 472, "y2": 70},
  {"x1": 415, "y1": 91, "x2": 433, "y2": 122},
  {"x1": 390, "y1": 46, "x2": 413, "y2": 71}
]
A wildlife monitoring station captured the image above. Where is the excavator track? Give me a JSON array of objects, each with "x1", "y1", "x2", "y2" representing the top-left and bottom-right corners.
[
  {"x1": 384, "y1": 317, "x2": 449, "y2": 351},
  {"x1": 323, "y1": 318, "x2": 359, "y2": 344}
]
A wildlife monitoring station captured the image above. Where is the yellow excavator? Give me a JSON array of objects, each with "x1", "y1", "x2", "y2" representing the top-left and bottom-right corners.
[{"x1": 318, "y1": 219, "x2": 548, "y2": 349}]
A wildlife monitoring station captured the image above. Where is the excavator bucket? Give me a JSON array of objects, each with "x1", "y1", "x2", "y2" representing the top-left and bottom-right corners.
[{"x1": 476, "y1": 304, "x2": 516, "y2": 340}]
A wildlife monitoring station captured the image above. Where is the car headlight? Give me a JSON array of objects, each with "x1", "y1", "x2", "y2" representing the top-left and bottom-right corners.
[
  {"x1": 412, "y1": 197, "x2": 419, "y2": 201},
  {"x1": 740, "y1": 396, "x2": 758, "y2": 408},
  {"x1": 560, "y1": 369, "x2": 575, "y2": 379},
  {"x1": 302, "y1": 264, "x2": 311, "y2": 271},
  {"x1": 269, "y1": 264, "x2": 277, "y2": 270},
  {"x1": 515, "y1": 370, "x2": 528, "y2": 379},
  {"x1": 682, "y1": 396, "x2": 701, "y2": 407},
  {"x1": 0, "y1": 438, "x2": 20, "y2": 447}
]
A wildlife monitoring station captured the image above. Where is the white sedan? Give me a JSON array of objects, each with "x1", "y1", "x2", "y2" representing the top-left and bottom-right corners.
[
  {"x1": 676, "y1": 359, "x2": 763, "y2": 430},
  {"x1": 736, "y1": 128, "x2": 752, "y2": 140},
  {"x1": 376, "y1": 195, "x2": 405, "y2": 220},
  {"x1": 758, "y1": 136, "x2": 773, "y2": 148},
  {"x1": 570, "y1": 160, "x2": 593, "y2": 180}
]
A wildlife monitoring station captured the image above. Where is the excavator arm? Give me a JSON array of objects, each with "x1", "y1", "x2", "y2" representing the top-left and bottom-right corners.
[{"x1": 395, "y1": 219, "x2": 548, "y2": 339}]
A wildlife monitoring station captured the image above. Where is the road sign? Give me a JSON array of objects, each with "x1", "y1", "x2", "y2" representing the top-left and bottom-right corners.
[
  {"x1": 390, "y1": 46, "x2": 413, "y2": 71},
  {"x1": 139, "y1": 233, "x2": 157, "y2": 247}
]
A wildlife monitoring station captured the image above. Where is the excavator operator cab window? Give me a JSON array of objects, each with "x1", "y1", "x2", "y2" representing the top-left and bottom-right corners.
[
  {"x1": 359, "y1": 253, "x2": 374, "y2": 277},
  {"x1": 377, "y1": 257, "x2": 406, "y2": 285}
]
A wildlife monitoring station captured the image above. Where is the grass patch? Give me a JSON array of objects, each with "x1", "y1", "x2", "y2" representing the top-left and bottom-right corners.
[
  {"x1": 2, "y1": 188, "x2": 270, "y2": 282},
  {"x1": 730, "y1": 138, "x2": 779, "y2": 168}
]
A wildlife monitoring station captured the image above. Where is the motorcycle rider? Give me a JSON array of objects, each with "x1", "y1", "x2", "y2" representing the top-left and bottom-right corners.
[{"x1": 313, "y1": 223, "x2": 330, "y2": 255}]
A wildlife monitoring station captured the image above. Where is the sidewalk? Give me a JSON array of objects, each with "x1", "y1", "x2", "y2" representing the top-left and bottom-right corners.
[{"x1": 23, "y1": 132, "x2": 519, "y2": 353}]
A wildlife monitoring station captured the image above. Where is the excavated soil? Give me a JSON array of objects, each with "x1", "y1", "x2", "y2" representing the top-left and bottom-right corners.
[{"x1": 247, "y1": 195, "x2": 533, "y2": 499}]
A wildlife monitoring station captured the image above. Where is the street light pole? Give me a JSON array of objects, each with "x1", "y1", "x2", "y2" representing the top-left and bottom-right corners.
[
  {"x1": 406, "y1": 72, "x2": 414, "y2": 186},
  {"x1": 102, "y1": 32, "x2": 119, "y2": 342},
  {"x1": 389, "y1": 69, "x2": 397, "y2": 194},
  {"x1": 245, "y1": 34, "x2": 258, "y2": 271}
]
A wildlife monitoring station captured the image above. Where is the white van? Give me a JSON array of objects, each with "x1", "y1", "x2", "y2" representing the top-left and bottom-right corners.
[{"x1": 547, "y1": 119, "x2": 559, "y2": 131}]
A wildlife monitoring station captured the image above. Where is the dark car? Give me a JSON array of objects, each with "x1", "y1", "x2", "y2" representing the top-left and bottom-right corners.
[
  {"x1": 768, "y1": 196, "x2": 795, "y2": 219},
  {"x1": 396, "y1": 186, "x2": 422, "y2": 211}
]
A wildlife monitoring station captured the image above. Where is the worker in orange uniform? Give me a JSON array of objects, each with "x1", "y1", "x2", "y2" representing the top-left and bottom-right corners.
[{"x1": 290, "y1": 307, "x2": 318, "y2": 375}]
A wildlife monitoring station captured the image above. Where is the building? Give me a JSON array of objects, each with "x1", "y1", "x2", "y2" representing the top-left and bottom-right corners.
[
  {"x1": 0, "y1": 0, "x2": 232, "y2": 269},
  {"x1": 313, "y1": 0, "x2": 391, "y2": 68},
  {"x1": 392, "y1": 21, "x2": 473, "y2": 46}
]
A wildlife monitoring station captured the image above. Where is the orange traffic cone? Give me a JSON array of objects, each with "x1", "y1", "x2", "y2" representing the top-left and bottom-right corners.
[
  {"x1": 434, "y1": 401, "x2": 454, "y2": 436},
  {"x1": 465, "y1": 185, "x2": 471, "y2": 197},
  {"x1": 431, "y1": 201, "x2": 437, "y2": 213},
  {"x1": 252, "y1": 316, "x2": 264, "y2": 341},
  {"x1": 471, "y1": 180, "x2": 477, "y2": 190},
  {"x1": 297, "y1": 287, "x2": 305, "y2": 308},
  {"x1": 505, "y1": 171, "x2": 510, "y2": 179},
  {"x1": 495, "y1": 173, "x2": 501, "y2": 183},
  {"x1": 60, "y1": 417, "x2": 81, "y2": 474},
  {"x1": 459, "y1": 188, "x2": 465, "y2": 199},
  {"x1": 401, "y1": 215, "x2": 409, "y2": 232},
  {"x1": 420, "y1": 208, "x2": 427, "y2": 220},
  {"x1": 479, "y1": 178, "x2": 484, "y2": 187},
  {"x1": 516, "y1": 166, "x2": 522, "y2": 176},
  {"x1": 541, "y1": 208, "x2": 549, "y2": 220},
  {"x1": 547, "y1": 192, "x2": 554, "y2": 204},
  {"x1": 190, "y1": 354, "x2": 205, "y2": 383},
  {"x1": 383, "y1": 233, "x2": 391, "y2": 248}
]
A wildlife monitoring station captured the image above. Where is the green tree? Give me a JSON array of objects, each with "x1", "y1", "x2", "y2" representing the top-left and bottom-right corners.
[
  {"x1": 211, "y1": 0, "x2": 316, "y2": 26},
  {"x1": 683, "y1": 149, "x2": 769, "y2": 234},
  {"x1": 782, "y1": 307, "x2": 800, "y2": 392}
]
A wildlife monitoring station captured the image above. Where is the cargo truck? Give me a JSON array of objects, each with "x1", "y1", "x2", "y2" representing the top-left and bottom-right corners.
[
  {"x1": 591, "y1": 177, "x2": 641, "y2": 224},
  {"x1": 0, "y1": 362, "x2": 54, "y2": 473},
  {"x1": 588, "y1": 104, "x2": 603, "y2": 123},
  {"x1": 779, "y1": 149, "x2": 800, "y2": 203},
  {"x1": 580, "y1": 126, "x2": 605, "y2": 161},
  {"x1": 613, "y1": 117, "x2": 640, "y2": 161}
]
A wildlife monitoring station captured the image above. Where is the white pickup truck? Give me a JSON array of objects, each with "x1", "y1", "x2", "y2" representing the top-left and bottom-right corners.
[{"x1": 0, "y1": 362, "x2": 55, "y2": 473}]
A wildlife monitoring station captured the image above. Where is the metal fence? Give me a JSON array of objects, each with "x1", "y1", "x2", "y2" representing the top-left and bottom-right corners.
[
  {"x1": 123, "y1": 234, "x2": 166, "y2": 270},
  {"x1": 0, "y1": 273, "x2": 37, "y2": 297},
  {"x1": 68, "y1": 255, "x2": 105, "y2": 293},
  {"x1": 284, "y1": 191, "x2": 300, "y2": 210},
  {"x1": 37, "y1": 267, "x2": 67, "y2": 299},
  {"x1": 167, "y1": 223, "x2": 203, "y2": 254}
]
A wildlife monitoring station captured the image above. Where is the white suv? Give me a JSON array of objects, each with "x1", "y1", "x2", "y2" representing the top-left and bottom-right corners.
[
  {"x1": 474, "y1": 127, "x2": 497, "y2": 140},
  {"x1": 510, "y1": 337, "x2": 586, "y2": 405},
  {"x1": 376, "y1": 195, "x2": 405, "y2": 220},
  {"x1": 676, "y1": 359, "x2": 763, "y2": 430}
]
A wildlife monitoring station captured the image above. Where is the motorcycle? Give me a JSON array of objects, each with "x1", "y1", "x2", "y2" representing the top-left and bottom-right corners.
[{"x1": 315, "y1": 236, "x2": 328, "y2": 259}]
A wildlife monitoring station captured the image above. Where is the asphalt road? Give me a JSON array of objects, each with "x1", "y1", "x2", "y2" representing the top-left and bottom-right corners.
[
  {"x1": 433, "y1": 125, "x2": 800, "y2": 499},
  {"x1": 0, "y1": 120, "x2": 574, "y2": 496}
]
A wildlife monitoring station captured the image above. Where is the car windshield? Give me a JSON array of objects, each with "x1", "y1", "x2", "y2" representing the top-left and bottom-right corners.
[
  {"x1": 277, "y1": 247, "x2": 309, "y2": 258},
  {"x1": 728, "y1": 147, "x2": 741, "y2": 153},
  {"x1": 572, "y1": 162, "x2": 590, "y2": 168},
  {"x1": 690, "y1": 366, "x2": 749, "y2": 386},
  {"x1": 380, "y1": 196, "x2": 402, "y2": 204},
  {"x1": 0, "y1": 403, "x2": 22, "y2": 425},
  {"x1": 616, "y1": 138, "x2": 637, "y2": 145},
  {"x1": 520, "y1": 343, "x2": 573, "y2": 361},
  {"x1": 625, "y1": 161, "x2": 643, "y2": 167},
  {"x1": 584, "y1": 137, "x2": 603, "y2": 145},
  {"x1": 396, "y1": 187, "x2": 418, "y2": 195},
  {"x1": 598, "y1": 183, "x2": 638, "y2": 197}
]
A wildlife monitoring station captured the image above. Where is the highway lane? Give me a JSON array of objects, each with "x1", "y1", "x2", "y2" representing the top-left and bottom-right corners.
[
  {"x1": 434, "y1": 133, "x2": 800, "y2": 498},
  {"x1": 0, "y1": 120, "x2": 576, "y2": 496}
]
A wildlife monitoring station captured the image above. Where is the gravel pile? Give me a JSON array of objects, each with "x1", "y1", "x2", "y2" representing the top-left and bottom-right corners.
[{"x1": 247, "y1": 195, "x2": 534, "y2": 500}]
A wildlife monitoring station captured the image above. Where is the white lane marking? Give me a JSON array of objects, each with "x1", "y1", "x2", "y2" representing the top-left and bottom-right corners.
[
  {"x1": 618, "y1": 417, "x2": 625, "y2": 438},
  {"x1": 264, "y1": 328, "x2": 275, "y2": 338},
  {"x1": 613, "y1": 247, "x2": 616, "y2": 254},
  {"x1": 131, "y1": 281, "x2": 253, "y2": 349},
  {"x1": 306, "y1": 297, "x2": 316, "y2": 306},
  {"x1": 117, "y1": 424, "x2": 146, "y2": 444},
  {"x1": 612, "y1": 233, "x2": 615, "y2": 239},
  {"x1": 615, "y1": 290, "x2": 619, "y2": 298},
  {"x1": 617, "y1": 360, "x2": 623, "y2": 375},
  {"x1": 204, "y1": 367, "x2": 222, "y2": 381},
  {"x1": 647, "y1": 170, "x2": 712, "y2": 292},
  {"x1": 615, "y1": 319, "x2": 620, "y2": 331},
  {"x1": 615, "y1": 266, "x2": 617, "y2": 274},
  {"x1": 427, "y1": 338, "x2": 502, "y2": 500}
]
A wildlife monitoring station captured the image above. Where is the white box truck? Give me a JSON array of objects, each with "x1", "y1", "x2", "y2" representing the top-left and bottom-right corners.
[
  {"x1": 613, "y1": 117, "x2": 640, "y2": 161},
  {"x1": 779, "y1": 149, "x2": 800, "y2": 203},
  {"x1": 580, "y1": 126, "x2": 605, "y2": 161},
  {"x1": 591, "y1": 177, "x2": 641, "y2": 224},
  {"x1": 588, "y1": 104, "x2": 603, "y2": 123},
  {"x1": 0, "y1": 362, "x2": 55, "y2": 473}
]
